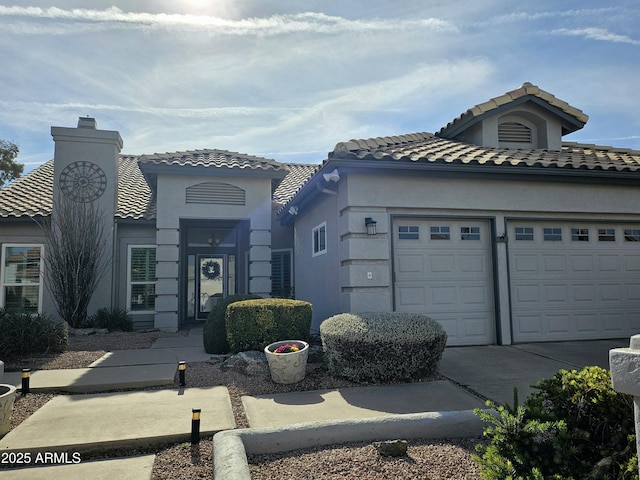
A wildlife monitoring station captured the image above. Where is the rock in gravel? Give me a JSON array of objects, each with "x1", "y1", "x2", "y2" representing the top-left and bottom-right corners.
[
  {"x1": 220, "y1": 351, "x2": 269, "y2": 376},
  {"x1": 373, "y1": 439, "x2": 408, "y2": 457}
]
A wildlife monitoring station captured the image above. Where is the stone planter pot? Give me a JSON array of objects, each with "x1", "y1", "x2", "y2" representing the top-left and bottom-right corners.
[
  {"x1": 264, "y1": 340, "x2": 309, "y2": 385},
  {"x1": 0, "y1": 384, "x2": 16, "y2": 437}
]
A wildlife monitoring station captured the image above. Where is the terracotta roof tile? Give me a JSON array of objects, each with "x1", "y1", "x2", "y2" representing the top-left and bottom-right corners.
[
  {"x1": 0, "y1": 160, "x2": 53, "y2": 218},
  {"x1": 437, "y1": 82, "x2": 589, "y2": 138},
  {"x1": 273, "y1": 163, "x2": 319, "y2": 206},
  {"x1": 139, "y1": 149, "x2": 287, "y2": 173},
  {"x1": 330, "y1": 132, "x2": 640, "y2": 172}
]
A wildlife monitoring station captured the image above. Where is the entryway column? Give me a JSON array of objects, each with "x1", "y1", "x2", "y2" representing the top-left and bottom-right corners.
[{"x1": 249, "y1": 209, "x2": 271, "y2": 297}]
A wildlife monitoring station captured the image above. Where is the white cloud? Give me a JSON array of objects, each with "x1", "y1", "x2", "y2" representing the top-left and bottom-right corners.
[
  {"x1": 552, "y1": 27, "x2": 640, "y2": 46},
  {"x1": 0, "y1": 6, "x2": 458, "y2": 36}
]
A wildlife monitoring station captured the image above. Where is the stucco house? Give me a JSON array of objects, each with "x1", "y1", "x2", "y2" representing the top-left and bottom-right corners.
[{"x1": 2, "y1": 82, "x2": 640, "y2": 345}]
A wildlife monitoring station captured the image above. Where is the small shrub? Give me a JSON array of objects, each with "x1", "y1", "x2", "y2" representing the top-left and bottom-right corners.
[
  {"x1": 225, "y1": 299, "x2": 312, "y2": 353},
  {"x1": 203, "y1": 294, "x2": 261, "y2": 354},
  {"x1": 0, "y1": 309, "x2": 68, "y2": 360},
  {"x1": 83, "y1": 307, "x2": 133, "y2": 332},
  {"x1": 319, "y1": 312, "x2": 447, "y2": 383},
  {"x1": 474, "y1": 367, "x2": 637, "y2": 480}
]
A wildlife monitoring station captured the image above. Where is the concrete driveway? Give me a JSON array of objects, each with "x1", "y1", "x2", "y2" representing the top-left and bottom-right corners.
[{"x1": 438, "y1": 338, "x2": 629, "y2": 406}]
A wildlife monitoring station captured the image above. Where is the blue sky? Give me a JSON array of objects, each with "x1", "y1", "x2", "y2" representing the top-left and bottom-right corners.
[{"x1": 1, "y1": 1, "x2": 639, "y2": 174}]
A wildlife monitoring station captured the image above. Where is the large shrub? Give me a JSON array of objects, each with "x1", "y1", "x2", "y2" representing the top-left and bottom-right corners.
[
  {"x1": 81, "y1": 307, "x2": 133, "y2": 332},
  {"x1": 320, "y1": 312, "x2": 447, "y2": 383},
  {"x1": 203, "y1": 294, "x2": 261, "y2": 354},
  {"x1": 474, "y1": 366, "x2": 637, "y2": 480},
  {"x1": 0, "y1": 309, "x2": 68, "y2": 360},
  {"x1": 225, "y1": 298, "x2": 312, "y2": 353}
]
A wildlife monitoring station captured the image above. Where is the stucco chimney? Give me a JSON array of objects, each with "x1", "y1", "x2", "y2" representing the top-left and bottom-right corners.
[{"x1": 77, "y1": 117, "x2": 97, "y2": 129}]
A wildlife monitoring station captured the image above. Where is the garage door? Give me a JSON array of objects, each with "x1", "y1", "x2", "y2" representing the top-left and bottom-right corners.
[
  {"x1": 393, "y1": 218, "x2": 495, "y2": 346},
  {"x1": 509, "y1": 222, "x2": 640, "y2": 342}
]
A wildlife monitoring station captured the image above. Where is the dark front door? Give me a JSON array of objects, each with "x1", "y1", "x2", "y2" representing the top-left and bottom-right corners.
[{"x1": 183, "y1": 222, "x2": 244, "y2": 323}]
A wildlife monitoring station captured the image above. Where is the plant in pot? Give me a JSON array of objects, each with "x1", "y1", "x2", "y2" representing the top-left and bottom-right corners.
[{"x1": 264, "y1": 340, "x2": 309, "y2": 384}]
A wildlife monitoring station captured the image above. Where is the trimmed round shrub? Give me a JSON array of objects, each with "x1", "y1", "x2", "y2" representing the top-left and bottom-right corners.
[
  {"x1": 225, "y1": 298, "x2": 312, "y2": 353},
  {"x1": 203, "y1": 294, "x2": 261, "y2": 354},
  {"x1": 320, "y1": 312, "x2": 447, "y2": 383}
]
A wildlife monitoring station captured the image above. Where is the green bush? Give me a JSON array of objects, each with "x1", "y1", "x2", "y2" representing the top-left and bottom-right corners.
[
  {"x1": 225, "y1": 298, "x2": 312, "y2": 353},
  {"x1": 82, "y1": 307, "x2": 133, "y2": 332},
  {"x1": 203, "y1": 294, "x2": 261, "y2": 354},
  {"x1": 474, "y1": 367, "x2": 637, "y2": 480},
  {"x1": 0, "y1": 309, "x2": 68, "y2": 360},
  {"x1": 319, "y1": 312, "x2": 447, "y2": 383}
]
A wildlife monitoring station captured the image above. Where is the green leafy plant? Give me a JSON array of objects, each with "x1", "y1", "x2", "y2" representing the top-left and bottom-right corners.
[
  {"x1": 0, "y1": 309, "x2": 68, "y2": 360},
  {"x1": 83, "y1": 307, "x2": 133, "y2": 332},
  {"x1": 474, "y1": 367, "x2": 637, "y2": 480},
  {"x1": 203, "y1": 294, "x2": 261, "y2": 354}
]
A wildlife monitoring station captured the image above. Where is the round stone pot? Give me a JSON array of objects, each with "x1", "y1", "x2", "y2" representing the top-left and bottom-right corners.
[
  {"x1": 264, "y1": 340, "x2": 309, "y2": 385},
  {"x1": 0, "y1": 384, "x2": 17, "y2": 437}
]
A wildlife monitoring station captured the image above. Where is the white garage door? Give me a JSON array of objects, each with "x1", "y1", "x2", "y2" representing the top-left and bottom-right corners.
[
  {"x1": 509, "y1": 222, "x2": 640, "y2": 342},
  {"x1": 393, "y1": 218, "x2": 495, "y2": 346}
]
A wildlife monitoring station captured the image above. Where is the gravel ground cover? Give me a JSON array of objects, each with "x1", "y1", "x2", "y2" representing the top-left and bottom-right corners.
[{"x1": 2, "y1": 329, "x2": 484, "y2": 479}]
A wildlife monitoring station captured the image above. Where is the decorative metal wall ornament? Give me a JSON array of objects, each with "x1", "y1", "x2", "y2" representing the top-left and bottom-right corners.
[{"x1": 201, "y1": 260, "x2": 221, "y2": 281}]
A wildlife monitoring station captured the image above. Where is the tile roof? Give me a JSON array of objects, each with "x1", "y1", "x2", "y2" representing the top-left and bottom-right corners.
[
  {"x1": 0, "y1": 157, "x2": 156, "y2": 220},
  {"x1": 437, "y1": 82, "x2": 589, "y2": 138},
  {"x1": 0, "y1": 154, "x2": 315, "y2": 220},
  {"x1": 0, "y1": 160, "x2": 54, "y2": 218},
  {"x1": 138, "y1": 149, "x2": 288, "y2": 174},
  {"x1": 331, "y1": 132, "x2": 640, "y2": 171},
  {"x1": 273, "y1": 163, "x2": 320, "y2": 206}
]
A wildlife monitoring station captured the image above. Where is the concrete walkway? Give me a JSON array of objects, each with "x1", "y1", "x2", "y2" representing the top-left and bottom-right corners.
[{"x1": 0, "y1": 327, "x2": 629, "y2": 479}]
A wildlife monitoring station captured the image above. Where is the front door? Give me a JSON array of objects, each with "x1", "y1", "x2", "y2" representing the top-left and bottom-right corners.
[{"x1": 183, "y1": 221, "x2": 243, "y2": 323}]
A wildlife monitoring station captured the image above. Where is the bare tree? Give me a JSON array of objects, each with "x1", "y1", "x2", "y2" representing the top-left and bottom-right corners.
[{"x1": 41, "y1": 196, "x2": 111, "y2": 328}]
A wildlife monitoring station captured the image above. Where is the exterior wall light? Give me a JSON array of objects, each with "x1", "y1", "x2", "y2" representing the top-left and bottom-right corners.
[{"x1": 365, "y1": 217, "x2": 377, "y2": 236}]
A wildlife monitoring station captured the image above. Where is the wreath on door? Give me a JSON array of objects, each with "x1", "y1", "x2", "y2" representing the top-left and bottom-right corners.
[{"x1": 201, "y1": 260, "x2": 221, "y2": 281}]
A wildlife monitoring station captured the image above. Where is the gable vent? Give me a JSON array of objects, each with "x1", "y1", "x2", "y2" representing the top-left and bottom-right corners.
[
  {"x1": 185, "y1": 182, "x2": 245, "y2": 205},
  {"x1": 498, "y1": 122, "x2": 532, "y2": 143}
]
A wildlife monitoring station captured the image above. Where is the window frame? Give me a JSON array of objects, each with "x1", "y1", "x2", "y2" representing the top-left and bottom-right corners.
[
  {"x1": 127, "y1": 245, "x2": 157, "y2": 314},
  {"x1": 0, "y1": 243, "x2": 44, "y2": 314},
  {"x1": 515, "y1": 227, "x2": 534, "y2": 241},
  {"x1": 398, "y1": 225, "x2": 420, "y2": 240},
  {"x1": 312, "y1": 221, "x2": 327, "y2": 257},
  {"x1": 430, "y1": 226, "x2": 451, "y2": 240}
]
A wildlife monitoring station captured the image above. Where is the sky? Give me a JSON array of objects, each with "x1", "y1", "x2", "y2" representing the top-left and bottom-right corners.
[{"x1": 1, "y1": 1, "x2": 639, "y2": 174}]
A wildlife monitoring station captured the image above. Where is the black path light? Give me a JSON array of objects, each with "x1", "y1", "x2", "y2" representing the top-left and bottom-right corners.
[
  {"x1": 21, "y1": 368, "x2": 30, "y2": 395},
  {"x1": 191, "y1": 408, "x2": 201, "y2": 444},
  {"x1": 178, "y1": 361, "x2": 186, "y2": 386}
]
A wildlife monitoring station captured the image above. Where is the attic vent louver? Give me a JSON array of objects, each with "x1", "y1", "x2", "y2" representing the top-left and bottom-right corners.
[
  {"x1": 498, "y1": 122, "x2": 532, "y2": 143},
  {"x1": 186, "y1": 182, "x2": 245, "y2": 205}
]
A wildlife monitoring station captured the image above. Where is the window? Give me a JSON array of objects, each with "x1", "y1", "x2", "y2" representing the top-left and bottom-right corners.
[
  {"x1": 430, "y1": 226, "x2": 450, "y2": 240},
  {"x1": 515, "y1": 227, "x2": 534, "y2": 241},
  {"x1": 312, "y1": 222, "x2": 327, "y2": 256},
  {"x1": 271, "y1": 250, "x2": 292, "y2": 298},
  {"x1": 1, "y1": 245, "x2": 43, "y2": 313},
  {"x1": 461, "y1": 226, "x2": 480, "y2": 240},
  {"x1": 598, "y1": 228, "x2": 616, "y2": 242},
  {"x1": 543, "y1": 228, "x2": 562, "y2": 241},
  {"x1": 128, "y1": 246, "x2": 156, "y2": 312},
  {"x1": 571, "y1": 228, "x2": 589, "y2": 242},
  {"x1": 398, "y1": 225, "x2": 419, "y2": 240},
  {"x1": 625, "y1": 229, "x2": 640, "y2": 242}
]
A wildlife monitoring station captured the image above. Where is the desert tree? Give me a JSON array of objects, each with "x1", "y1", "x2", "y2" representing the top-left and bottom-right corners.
[
  {"x1": 0, "y1": 140, "x2": 23, "y2": 187},
  {"x1": 41, "y1": 196, "x2": 111, "y2": 328}
]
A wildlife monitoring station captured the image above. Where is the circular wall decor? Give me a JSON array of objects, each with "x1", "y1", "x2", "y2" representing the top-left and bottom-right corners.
[
  {"x1": 201, "y1": 260, "x2": 221, "y2": 281},
  {"x1": 59, "y1": 161, "x2": 107, "y2": 203}
]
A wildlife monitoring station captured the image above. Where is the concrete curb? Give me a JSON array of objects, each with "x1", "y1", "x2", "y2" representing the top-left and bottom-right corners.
[{"x1": 213, "y1": 409, "x2": 486, "y2": 480}]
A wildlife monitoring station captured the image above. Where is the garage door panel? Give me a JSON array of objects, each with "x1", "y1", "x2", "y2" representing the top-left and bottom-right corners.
[
  {"x1": 510, "y1": 222, "x2": 640, "y2": 342},
  {"x1": 394, "y1": 218, "x2": 494, "y2": 346}
]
